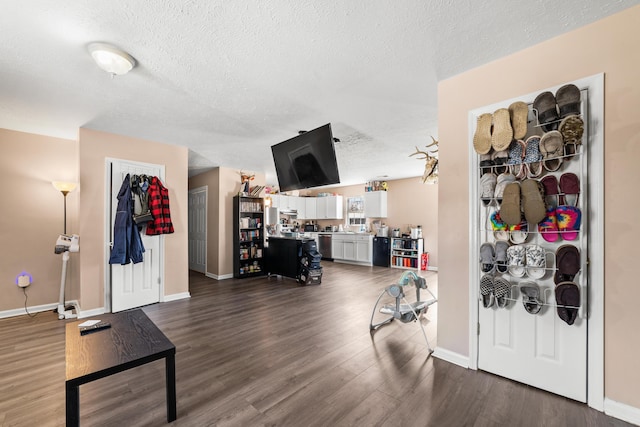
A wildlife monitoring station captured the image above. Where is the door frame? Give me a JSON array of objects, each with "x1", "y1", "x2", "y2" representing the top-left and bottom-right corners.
[
  {"x1": 188, "y1": 186, "x2": 208, "y2": 273},
  {"x1": 104, "y1": 158, "x2": 166, "y2": 313},
  {"x1": 467, "y1": 73, "x2": 604, "y2": 410}
]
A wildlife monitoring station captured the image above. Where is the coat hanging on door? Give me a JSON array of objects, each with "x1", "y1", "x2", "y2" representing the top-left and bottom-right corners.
[
  {"x1": 109, "y1": 173, "x2": 145, "y2": 265},
  {"x1": 146, "y1": 176, "x2": 175, "y2": 235}
]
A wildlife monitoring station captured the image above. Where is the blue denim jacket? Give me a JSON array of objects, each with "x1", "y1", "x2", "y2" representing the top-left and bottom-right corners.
[{"x1": 109, "y1": 173, "x2": 145, "y2": 264}]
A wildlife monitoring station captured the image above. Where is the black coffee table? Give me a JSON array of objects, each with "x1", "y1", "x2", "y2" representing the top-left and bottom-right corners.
[{"x1": 65, "y1": 309, "x2": 176, "y2": 426}]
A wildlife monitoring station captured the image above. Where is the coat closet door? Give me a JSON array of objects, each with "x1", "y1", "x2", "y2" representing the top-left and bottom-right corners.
[
  {"x1": 109, "y1": 159, "x2": 163, "y2": 312},
  {"x1": 475, "y1": 87, "x2": 591, "y2": 403}
]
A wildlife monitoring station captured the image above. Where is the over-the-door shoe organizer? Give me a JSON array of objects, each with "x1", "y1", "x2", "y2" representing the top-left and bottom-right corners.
[{"x1": 473, "y1": 83, "x2": 587, "y2": 326}]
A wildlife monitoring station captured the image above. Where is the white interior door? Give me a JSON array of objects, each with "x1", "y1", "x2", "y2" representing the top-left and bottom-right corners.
[
  {"x1": 108, "y1": 159, "x2": 164, "y2": 312},
  {"x1": 188, "y1": 186, "x2": 207, "y2": 273},
  {"x1": 474, "y1": 85, "x2": 596, "y2": 403}
]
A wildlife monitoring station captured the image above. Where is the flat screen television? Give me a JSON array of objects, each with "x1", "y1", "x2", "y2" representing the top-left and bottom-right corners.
[{"x1": 271, "y1": 123, "x2": 341, "y2": 192}]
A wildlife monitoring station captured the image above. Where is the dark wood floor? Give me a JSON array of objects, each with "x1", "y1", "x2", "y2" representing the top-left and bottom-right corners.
[{"x1": 0, "y1": 262, "x2": 631, "y2": 426}]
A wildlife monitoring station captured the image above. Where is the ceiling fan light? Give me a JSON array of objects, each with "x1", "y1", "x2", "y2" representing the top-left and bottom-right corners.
[{"x1": 88, "y1": 42, "x2": 136, "y2": 75}]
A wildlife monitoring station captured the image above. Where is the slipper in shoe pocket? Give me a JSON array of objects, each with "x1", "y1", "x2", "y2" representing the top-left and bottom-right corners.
[
  {"x1": 559, "y1": 173, "x2": 580, "y2": 206},
  {"x1": 509, "y1": 221, "x2": 528, "y2": 244},
  {"x1": 500, "y1": 182, "x2": 522, "y2": 226},
  {"x1": 554, "y1": 244, "x2": 580, "y2": 284},
  {"x1": 479, "y1": 242, "x2": 495, "y2": 273},
  {"x1": 556, "y1": 205, "x2": 581, "y2": 241},
  {"x1": 508, "y1": 101, "x2": 529, "y2": 140},
  {"x1": 493, "y1": 277, "x2": 512, "y2": 308},
  {"x1": 490, "y1": 211, "x2": 509, "y2": 241},
  {"x1": 507, "y1": 245, "x2": 526, "y2": 278},
  {"x1": 480, "y1": 172, "x2": 497, "y2": 206},
  {"x1": 491, "y1": 149, "x2": 509, "y2": 175},
  {"x1": 480, "y1": 274, "x2": 495, "y2": 308},
  {"x1": 539, "y1": 131, "x2": 564, "y2": 172},
  {"x1": 525, "y1": 244, "x2": 546, "y2": 279},
  {"x1": 520, "y1": 282, "x2": 543, "y2": 314},
  {"x1": 533, "y1": 91, "x2": 559, "y2": 132},
  {"x1": 494, "y1": 172, "x2": 516, "y2": 205},
  {"x1": 538, "y1": 207, "x2": 559, "y2": 243},
  {"x1": 494, "y1": 241, "x2": 510, "y2": 274},
  {"x1": 473, "y1": 113, "x2": 493, "y2": 155},
  {"x1": 559, "y1": 115, "x2": 584, "y2": 159},
  {"x1": 555, "y1": 281, "x2": 580, "y2": 325},
  {"x1": 491, "y1": 108, "x2": 514, "y2": 152},
  {"x1": 523, "y1": 135, "x2": 543, "y2": 178},
  {"x1": 520, "y1": 179, "x2": 546, "y2": 225},
  {"x1": 555, "y1": 84, "x2": 581, "y2": 118},
  {"x1": 479, "y1": 153, "x2": 494, "y2": 176},
  {"x1": 540, "y1": 175, "x2": 560, "y2": 208}
]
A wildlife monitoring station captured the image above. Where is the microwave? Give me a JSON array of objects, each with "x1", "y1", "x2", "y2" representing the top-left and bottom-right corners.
[{"x1": 304, "y1": 224, "x2": 318, "y2": 232}]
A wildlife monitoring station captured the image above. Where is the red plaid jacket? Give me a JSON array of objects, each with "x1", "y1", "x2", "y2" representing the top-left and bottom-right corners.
[{"x1": 146, "y1": 176, "x2": 174, "y2": 235}]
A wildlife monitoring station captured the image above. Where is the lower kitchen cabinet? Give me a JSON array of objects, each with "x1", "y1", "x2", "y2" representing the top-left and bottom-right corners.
[{"x1": 331, "y1": 233, "x2": 372, "y2": 265}]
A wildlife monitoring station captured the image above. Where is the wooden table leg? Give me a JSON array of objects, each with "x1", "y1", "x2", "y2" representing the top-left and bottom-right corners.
[
  {"x1": 166, "y1": 353, "x2": 177, "y2": 422},
  {"x1": 65, "y1": 381, "x2": 79, "y2": 427}
]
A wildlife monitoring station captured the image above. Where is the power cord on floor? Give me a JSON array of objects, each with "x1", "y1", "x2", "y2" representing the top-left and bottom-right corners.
[{"x1": 23, "y1": 287, "x2": 38, "y2": 318}]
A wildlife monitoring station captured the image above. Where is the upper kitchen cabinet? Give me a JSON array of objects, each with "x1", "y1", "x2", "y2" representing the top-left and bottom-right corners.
[
  {"x1": 364, "y1": 191, "x2": 387, "y2": 218},
  {"x1": 304, "y1": 197, "x2": 316, "y2": 220},
  {"x1": 316, "y1": 195, "x2": 343, "y2": 219}
]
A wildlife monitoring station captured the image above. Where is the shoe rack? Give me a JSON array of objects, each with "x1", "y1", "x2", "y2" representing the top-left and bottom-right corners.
[
  {"x1": 467, "y1": 74, "x2": 605, "y2": 405},
  {"x1": 474, "y1": 87, "x2": 589, "y2": 321}
]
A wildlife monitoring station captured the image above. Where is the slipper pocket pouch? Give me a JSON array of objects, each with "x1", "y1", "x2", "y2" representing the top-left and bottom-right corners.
[{"x1": 520, "y1": 283, "x2": 543, "y2": 314}]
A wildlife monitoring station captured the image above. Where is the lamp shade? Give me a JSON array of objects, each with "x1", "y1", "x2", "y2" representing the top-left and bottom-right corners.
[
  {"x1": 52, "y1": 181, "x2": 77, "y2": 193},
  {"x1": 88, "y1": 42, "x2": 136, "y2": 75}
]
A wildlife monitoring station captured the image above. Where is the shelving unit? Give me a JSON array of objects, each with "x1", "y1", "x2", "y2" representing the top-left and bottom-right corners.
[
  {"x1": 390, "y1": 237, "x2": 423, "y2": 270},
  {"x1": 233, "y1": 195, "x2": 265, "y2": 278}
]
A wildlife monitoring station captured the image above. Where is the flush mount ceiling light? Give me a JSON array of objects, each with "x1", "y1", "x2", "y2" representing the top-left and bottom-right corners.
[{"x1": 88, "y1": 42, "x2": 136, "y2": 75}]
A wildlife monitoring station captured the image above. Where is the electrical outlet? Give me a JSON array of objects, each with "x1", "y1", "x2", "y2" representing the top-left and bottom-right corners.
[{"x1": 16, "y1": 272, "x2": 32, "y2": 288}]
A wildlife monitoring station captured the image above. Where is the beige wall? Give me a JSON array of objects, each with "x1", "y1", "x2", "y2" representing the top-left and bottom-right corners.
[
  {"x1": 78, "y1": 128, "x2": 189, "y2": 310},
  {"x1": 0, "y1": 129, "x2": 79, "y2": 312},
  {"x1": 188, "y1": 166, "x2": 265, "y2": 278},
  {"x1": 307, "y1": 177, "x2": 439, "y2": 267},
  {"x1": 438, "y1": 6, "x2": 640, "y2": 408},
  {"x1": 189, "y1": 169, "x2": 220, "y2": 275}
]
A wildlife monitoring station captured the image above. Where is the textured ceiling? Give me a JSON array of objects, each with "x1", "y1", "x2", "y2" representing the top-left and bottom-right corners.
[{"x1": 2, "y1": 1, "x2": 638, "y2": 187}]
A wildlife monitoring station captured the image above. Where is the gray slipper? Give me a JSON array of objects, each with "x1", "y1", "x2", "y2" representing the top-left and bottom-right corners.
[
  {"x1": 520, "y1": 283, "x2": 543, "y2": 314},
  {"x1": 480, "y1": 242, "x2": 495, "y2": 273},
  {"x1": 495, "y1": 241, "x2": 509, "y2": 274},
  {"x1": 556, "y1": 84, "x2": 581, "y2": 118}
]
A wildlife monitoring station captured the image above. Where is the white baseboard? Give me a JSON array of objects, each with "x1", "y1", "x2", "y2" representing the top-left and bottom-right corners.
[
  {"x1": 78, "y1": 307, "x2": 105, "y2": 319},
  {"x1": 164, "y1": 292, "x2": 191, "y2": 302},
  {"x1": 432, "y1": 346, "x2": 470, "y2": 369},
  {"x1": 605, "y1": 398, "x2": 640, "y2": 426},
  {"x1": 427, "y1": 266, "x2": 438, "y2": 271},
  {"x1": 206, "y1": 272, "x2": 233, "y2": 280},
  {"x1": 0, "y1": 303, "x2": 58, "y2": 319}
]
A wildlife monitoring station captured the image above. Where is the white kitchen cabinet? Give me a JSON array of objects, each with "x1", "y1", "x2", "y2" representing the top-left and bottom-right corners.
[
  {"x1": 316, "y1": 195, "x2": 343, "y2": 219},
  {"x1": 356, "y1": 238, "x2": 372, "y2": 263},
  {"x1": 331, "y1": 233, "x2": 372, "y2": 265},
  {"x1": 305, "y1": 197, "x2": 316, "y2": 220},
  {"x1": 270, "y1": 194, "x2": 281, "y2": 209},
  {"x1": 364, "y1": 191, "x2": 387, "y2": 218}
]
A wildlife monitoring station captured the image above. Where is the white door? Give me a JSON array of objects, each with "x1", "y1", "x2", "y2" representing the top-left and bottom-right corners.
[
  {"x1": 188, "y1": 187, "x2": 207, "y2": 273},
  {"x1": 108, "y1": 159, "x2": 163, "y2": 312},
  {"x1": 474, "y1": 84, "x2": 597, "y2": 403}
]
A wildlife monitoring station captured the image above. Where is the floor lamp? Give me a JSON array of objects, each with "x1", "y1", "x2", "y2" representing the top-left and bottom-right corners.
[{"x1": 52, "y1": 181, "x2": 80, "y2": 320}]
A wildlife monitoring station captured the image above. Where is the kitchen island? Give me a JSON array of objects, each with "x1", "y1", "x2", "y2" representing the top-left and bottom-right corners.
[{"x1": 266, "y1": 235, "x2": 320, "y2": 282}]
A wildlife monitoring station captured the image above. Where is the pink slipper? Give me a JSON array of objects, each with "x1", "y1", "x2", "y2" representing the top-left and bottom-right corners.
[
  {"x1": 556, "y1": 205, "x2": 581, "y2": 240},
  {"x1": 538, "y1": 207, "x2": 559, "y2": 242}
]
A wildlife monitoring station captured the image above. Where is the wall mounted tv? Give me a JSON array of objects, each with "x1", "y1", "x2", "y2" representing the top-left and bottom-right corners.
[{"x1": 271, "y1": 123, "x2": 341, "y2": 192}]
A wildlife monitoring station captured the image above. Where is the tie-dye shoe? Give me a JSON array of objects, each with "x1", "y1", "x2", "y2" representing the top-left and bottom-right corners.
[
  {"x1": 490, "y1": 211, "x2": 509, "y2": 241},
  {"x1": 538, "y1": 207, "x2": 559, "y2": 242},
  {"x1": 556, "y1": 206, "x2": 581, "y2": 241},
  {"x1": 509, "y1": 221, "x2": 528, "y2": 244}
]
